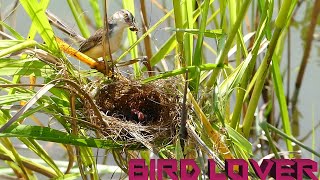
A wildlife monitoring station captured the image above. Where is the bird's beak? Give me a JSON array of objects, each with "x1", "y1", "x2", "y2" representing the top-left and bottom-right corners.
[{"x1": 129, "y1": 23, "x2": 138, "y2": 32}]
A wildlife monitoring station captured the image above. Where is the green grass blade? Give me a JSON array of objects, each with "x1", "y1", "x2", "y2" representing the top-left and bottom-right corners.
[
  {"x1": 141, "y1": 35, "x2": 176, "y2": 72},
  {"x1": 206, "y1": 0, "x2": 253, "y2": 88},
  {"x1": 261, "y1": 121, "x2": 320, "y2": 158},
  {"x1": 0, "y1": 58, "x2": 54, "y2": 77},
  {"x1": 18, "y1": 138, "x2": 64, "y2": 176},
  {"x1": 27, "y1": 0, "x2": 50, "y2": 40},
  {"x1": 123, "y1": 0, "x2": 140, "y2": 77},
  {"x1": 0, "y1": 83, "x2": 55, "y2": 132},
  {"x1": 0, "y1": 40, "x2": 37, "y2": 58},
  {"x1": 173, "y1": 0, "x2": 186, "y2": 66},
  {"x1": 0, "y1": 139, "x2": 33, "y2": 179},
  {"x1": 272, "y1": 47, "x2": 293, "y2": 152},
  {"x1": 167, "y1": 28, "x2": 223, "y2": 38},
  {"x1": 0, "y1": 124, "x2": 141, "y2": 149},
  {"x1": 226, "y1": 125, "x2": 252, "y2": 155},
  {"x1": 19, "y1": 0, "x2": 60, "y2": 53},
  {"x1": 0, "y1": 94, "x2": 34, "y2": 105},
  {"x1": 0, "y1": 21, "x2": 24, "y2": 40},
  {"x1": 66, "y1": 0, "x2": 90, "y2": 38},
  {"x1": 230, "y1": 1, "x2": 271, "y2": 129},
  {"x1": 136, "y1": 1, "x2": 213, "y2": 72},
  {"x1": 219, "y1": 53, "x2": 251, "y2": 99},
  {"x1": 190, "y1": 0, "x2": 210, "y2": 94},
  {"x1": 259, "y1": 120, "x2": 280, "y2": 159},
  {"x1": 143, "y1": 63, "x2": 221, "y2": 83},
  {"x1": 89, "y1": 0, "x2": 103, "y2": 28},
  {"x1": 0, "y1": 140, "x2": 57, "y2": 177},
  {"x1": 184, "y1": 0, "x2": 195, "y2": 67},
  {"x1": 0, "y1": 40, "x2": 23, "y2": 48},
  {"x1": 242, "y1": 0, "x2": 297, "y2": 138}
]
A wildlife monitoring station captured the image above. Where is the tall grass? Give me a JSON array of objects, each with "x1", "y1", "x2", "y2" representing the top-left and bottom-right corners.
[{"x1": 0, "y1": 0, "x2": 319, "y2": 179}]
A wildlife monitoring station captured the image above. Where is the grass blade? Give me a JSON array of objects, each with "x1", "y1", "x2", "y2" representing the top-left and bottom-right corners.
[
  {"x1": 19, "y1": 0, "x2": 60, "y2": 53},
  {"x1": 0, "y1": 83, "x2": 55, "y2": 132}
]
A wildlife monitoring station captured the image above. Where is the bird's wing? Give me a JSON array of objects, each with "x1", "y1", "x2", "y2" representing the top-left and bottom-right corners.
[{"x1": 78, "y1": 29, "x2": 104, "y2": 53}]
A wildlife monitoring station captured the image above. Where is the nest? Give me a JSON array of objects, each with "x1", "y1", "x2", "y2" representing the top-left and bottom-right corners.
[{"x1": 87, "y1": 77, "x2": 181, "y2": 147}]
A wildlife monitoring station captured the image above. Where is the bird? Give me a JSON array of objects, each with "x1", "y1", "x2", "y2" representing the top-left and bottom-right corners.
[
  {"x1": 79, "y1": 10, "x2": 138, "y2": 59},
  {"x1": 47, "y1": 9, "x2": 138, "y2": 59}
]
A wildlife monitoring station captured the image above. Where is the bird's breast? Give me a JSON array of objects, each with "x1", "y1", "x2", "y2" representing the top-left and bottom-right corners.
[{"x1": 82, "y1": 28, "x2": 125, "y2": 59}]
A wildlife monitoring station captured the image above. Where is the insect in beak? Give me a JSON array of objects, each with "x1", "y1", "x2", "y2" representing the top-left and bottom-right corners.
[
  {"x1": 129, "y1": 21, "x2": 138, "y2": 32},
  {"x1": 129, "y1": 25, "x2": 138, "y2": 32}
]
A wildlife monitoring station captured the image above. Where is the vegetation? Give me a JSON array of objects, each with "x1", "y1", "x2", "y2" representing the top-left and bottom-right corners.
[{"x1": 0, "y1": 0, "x2": 319, "y2": 179}]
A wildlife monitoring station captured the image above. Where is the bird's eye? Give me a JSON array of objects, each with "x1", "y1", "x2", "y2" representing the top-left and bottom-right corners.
[{"x1": 124, "y1": 13, "x2": 131, "y2": 22}]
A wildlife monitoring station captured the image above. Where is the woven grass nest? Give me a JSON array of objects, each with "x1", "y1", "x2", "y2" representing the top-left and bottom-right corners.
[{"x1": 88, "y1": 76, "x2": 182, "y2": 147}]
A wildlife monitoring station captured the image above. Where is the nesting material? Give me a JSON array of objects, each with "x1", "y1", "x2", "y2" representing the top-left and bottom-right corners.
[{"x1": 93, "y1": 77, "x2": 181, "y2": 145}]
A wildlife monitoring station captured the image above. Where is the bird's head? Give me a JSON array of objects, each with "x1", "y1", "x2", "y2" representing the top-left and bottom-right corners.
[{"x1": 110, "y1": 9, "x2": 138, "y2": 32}]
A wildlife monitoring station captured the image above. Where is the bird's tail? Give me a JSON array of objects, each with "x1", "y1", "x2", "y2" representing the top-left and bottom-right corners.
[{"x1": 46, "y1": 10, "x2": 86, "y2": 42}]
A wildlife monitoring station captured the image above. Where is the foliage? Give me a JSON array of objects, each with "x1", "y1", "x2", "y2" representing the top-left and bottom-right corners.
[{"x1": 0, "y1": 0, "x2": 319, "y2": 179}]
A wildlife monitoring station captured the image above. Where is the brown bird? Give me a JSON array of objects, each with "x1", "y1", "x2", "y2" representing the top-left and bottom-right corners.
[{"x1": 47, "y1": 9, "x2": 138, "y2": 59}]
